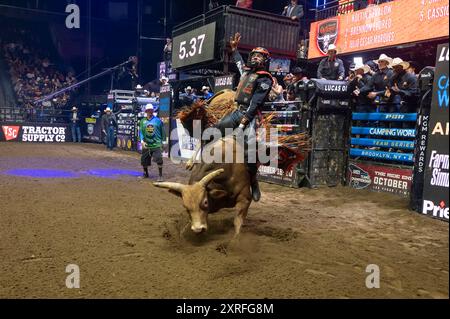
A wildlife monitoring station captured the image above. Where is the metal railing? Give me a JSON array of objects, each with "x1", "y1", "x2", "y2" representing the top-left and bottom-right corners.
[
  {"x1": 0, "y1": 106, "x2": 69, "y2": 124},
  {"x1": 314, "y1": 0, "x2": 395, "y2": 21}
]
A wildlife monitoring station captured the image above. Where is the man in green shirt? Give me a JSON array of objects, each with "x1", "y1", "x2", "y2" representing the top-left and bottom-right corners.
[{"x1": 139, "y1": 104, "x2": 166, "y2": 181}]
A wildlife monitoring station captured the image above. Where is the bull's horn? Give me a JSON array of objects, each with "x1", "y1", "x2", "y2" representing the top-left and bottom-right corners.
[
  {"x1": 153, "y1": 182, "x2": 187, "y2": 194},
  {"x1": 198, "y1": 169, "x2": 225, "y2": 188}
]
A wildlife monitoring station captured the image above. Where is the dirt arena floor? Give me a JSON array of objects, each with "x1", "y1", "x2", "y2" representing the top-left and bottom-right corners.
[{"x1": 0, "y1": 142, "x2": 448, "y2": 299}]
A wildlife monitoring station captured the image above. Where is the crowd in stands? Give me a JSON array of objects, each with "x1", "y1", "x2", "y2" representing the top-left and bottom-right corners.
[{"x1": 0, "y1": 26, "x2": 77, "y2": 114}]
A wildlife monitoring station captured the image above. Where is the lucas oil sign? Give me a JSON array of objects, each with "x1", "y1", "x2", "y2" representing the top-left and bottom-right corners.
[{"x1": 1, "y1": 123, "x2": 69, "y2": 143}]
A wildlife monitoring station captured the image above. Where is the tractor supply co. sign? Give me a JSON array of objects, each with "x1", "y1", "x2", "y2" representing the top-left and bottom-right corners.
[{"x1": 1, "y1": 124, "x2": 69, "y2": 143}]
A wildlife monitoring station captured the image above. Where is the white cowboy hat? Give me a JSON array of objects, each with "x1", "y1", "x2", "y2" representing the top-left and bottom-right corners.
[
  {"x1": 71, "y1": 106, "x2": 78, "y2": 111},
  {"x1": 352, "y1": 62, "x2": 370, "y2": 74},
  {"x1": 327, "y1": 44, "x2": 337, "y2": 52},
  {"x1": 105, "y1": 107, "x2": 112, "y2": 112},
  {"x1": 136, "y1": 84, "x2": 143, "y2": 89},
  {"x1": 201, "y1": 86, "x2": 209, "y2": 91},
  {"x1": 144, "y1": 104, "x2": 154, "y2": 112},
  {"x1": 374, "y1": 54, "x2": 393, "y2": 65},
  {"x1": 391, "y1": 57, "x2": 410, "y2": 69}
]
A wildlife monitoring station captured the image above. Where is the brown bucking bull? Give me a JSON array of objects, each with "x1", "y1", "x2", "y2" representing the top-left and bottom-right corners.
[{"x1": 153, "y1": 136, "x2": 252, "y2": 236}]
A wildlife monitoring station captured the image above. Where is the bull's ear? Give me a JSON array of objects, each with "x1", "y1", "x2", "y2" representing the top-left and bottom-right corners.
[{"x1": 208, "y1": 189, "x2": 228, "y2": 200}]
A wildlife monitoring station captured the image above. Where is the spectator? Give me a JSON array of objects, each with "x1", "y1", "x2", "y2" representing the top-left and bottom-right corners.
[
  {"x1": 283, "y1": 73, "x2": 295, "y2": 88},
  {"x1": 365, "y1": 60, "x2": 379, "y2": 76},
  {"x1": 348, "y1": 63, "x2": 373, "y2": 113},
  {"x1": 407, "y1": 61, "x2": 419, "y2": 77},
  {"x1": 160, "y1": 76, "x2": 169, "y2": 86},
  {"x1": 287, "y1": 67, "x2": 309, "y2": 103},
  {"x1": 70, "y1": 106, "x2": 82, "y2": 143},
  {"x1": 297, "y1": 39, "x2": 308, "y2": 60},
  {"x1": 317, "y1": 44, "x2": 345, "y2": 80},
  {"x1": 1, "y1": 28, "x2": 77, "y2": 114},
  {"x1": 282, "y1": 0, "x2": 304, "y2": 21},
  {"x1": 149, "y1": 92, "x2": 159, "y2": 104},
  {"x1": 101, "y1": 107, "x2": 117, "y2": 151},
  {"x1": 268, "y1": 78, "x2": 285, "y2": 103},
  {"x1": 180, "y1": 86, "x2": 197, "y2": 104},
  {"x1": 201, "y1": 86, "x2": 214, "y2": 100},
  {"x1": 209, "y1": 0, "x2": 220, "y2": 10},
  {"x1": 388, "y1": 58, "x2": 419, "y2": 114},
  {"x1": 360, "y1": 53, "x2": 394, "y2": 113},
  {"x1": 163, "y1": 38, "x2": 172, "y2": 62}
]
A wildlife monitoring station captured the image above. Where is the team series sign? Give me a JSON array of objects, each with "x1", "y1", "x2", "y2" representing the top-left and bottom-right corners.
[{"x1": 1, "y1": 123, "x2": 69, "y2": 143}]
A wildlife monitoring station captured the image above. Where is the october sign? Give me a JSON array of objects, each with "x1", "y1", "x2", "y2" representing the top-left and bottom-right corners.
[{"x1": 172, "y1": 22, "x2": 216, "y2": 69}]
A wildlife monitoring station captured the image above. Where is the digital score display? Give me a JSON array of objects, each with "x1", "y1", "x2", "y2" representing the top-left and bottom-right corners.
[{"x1": 172, "y1": 22, "x2": 216, "y2": 69}]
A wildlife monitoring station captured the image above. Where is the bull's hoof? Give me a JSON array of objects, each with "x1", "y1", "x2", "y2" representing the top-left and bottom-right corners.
[{"x1": 252, "y1": 187, "x2": 261, "y2": 202}]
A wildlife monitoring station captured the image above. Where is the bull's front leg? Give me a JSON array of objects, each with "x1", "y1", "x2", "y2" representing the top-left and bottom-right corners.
[{"x1": 233, "y1": 192, "x2": 252, "y2": 237}]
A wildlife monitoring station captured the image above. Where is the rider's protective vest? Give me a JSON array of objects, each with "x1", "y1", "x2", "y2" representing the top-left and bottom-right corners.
[{"x1": 235, "y1": 70, "x2": 273, "y2": 106}]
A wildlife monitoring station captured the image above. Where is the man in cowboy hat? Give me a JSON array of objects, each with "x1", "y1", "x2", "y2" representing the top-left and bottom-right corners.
[
  {"x1": 101, "y1": 107, "x2": 117, "y2": 150},
  {"x1": 182, "y1": 86, "x2": 197, "y2": 103},
  {"x1": 201, "y1": 86, "x2": 213, "y2": 100},
  {"x1": 160, "y1": 76, "x2": 169, "y2": 86},
  {"x1": 70, "y1": 106, "x2": 82, "y2": 143},
  {"x1": 348, "y1": 62, "x2": 373, "y2": 114},
  {"x1": 139, "y1": 104, "x2": 166, "y2": 181},
  {"x1": 287, "y1": 66, "x2": 309, "y2": 102},
  {"x1": 317, "y1": 44, "x2": 345, "y2": 81},
  {"x1": 360, "y1": 53, "x2": 394, "y2": 113},
  {"x1": 388, "y1": 57, "x2": 419, "y2": 122}
]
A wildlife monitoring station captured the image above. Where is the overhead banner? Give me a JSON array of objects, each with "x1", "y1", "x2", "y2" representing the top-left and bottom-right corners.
[
  {"x1": 309, "y1": 0, "x2": 449, "y2": 59},
  {"x1": 421, "y1": 43, "x2": 449, "y2": 222},
  {"x1": 347, "y1": 161, "x2": 413, "y2": 197},
  {"x1": 1, "y1": 123, "x2": 69, "y2": 143}
]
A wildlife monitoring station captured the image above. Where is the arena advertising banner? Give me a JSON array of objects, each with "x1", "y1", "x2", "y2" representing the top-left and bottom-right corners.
[
  {"x1": 159, "y1": 84, "x2": 172, "y2": 157},
  {"x1": 347, "y1": 160, "x2": 413, "y2": 197},
  {"x1": 421, "y1": 43, "x2": 449, "y2": 222},
  {"x1": 410, "y1": 107, "x2": 431, "y2": 211},
  {"x1": 1, "y1": 123, "x2": 69, "y2": 143},
  {"x1": 214, "y1": 75, "x2": 235, "y2": 93},
  {"x1": 308, "y1": 0, "x2": 449, "y2": 59},
  {"x1": 116, "y1": 113, "x2": 136, "y2": 151},
  {"x1": 82, "y1": 117, "x2": 102, "y2": 143},
  {"x1": 173, "y1": 119, "x2": 201, "y2": 159},
  {"x1": 258, "y1": 165, "x2": 298, "y2": 187}
]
